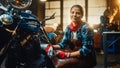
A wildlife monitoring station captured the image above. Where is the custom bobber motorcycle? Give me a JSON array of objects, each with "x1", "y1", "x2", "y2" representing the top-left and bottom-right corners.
[{"x1": 0, "y1": 0, "x2": 55, "y2": 68}]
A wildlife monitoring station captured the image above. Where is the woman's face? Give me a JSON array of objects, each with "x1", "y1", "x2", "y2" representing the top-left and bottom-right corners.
[{"x1": 70, "y1": 7, "x2": 82, "y2": 23}]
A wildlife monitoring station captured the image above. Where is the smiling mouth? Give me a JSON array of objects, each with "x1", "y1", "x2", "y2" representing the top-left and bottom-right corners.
[{"x1": 73, "y1": 18, "x2": 77, "y2": 20}]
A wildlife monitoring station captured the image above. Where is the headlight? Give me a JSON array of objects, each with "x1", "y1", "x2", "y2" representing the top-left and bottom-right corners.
[{"x1": 0, "y1": 14, "x2": 13, "y2": 25}]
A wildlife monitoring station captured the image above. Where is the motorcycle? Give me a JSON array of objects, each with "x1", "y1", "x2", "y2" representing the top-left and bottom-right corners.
[{"x1": 0, "y1": 0, "x2": 55, "y2": 68}]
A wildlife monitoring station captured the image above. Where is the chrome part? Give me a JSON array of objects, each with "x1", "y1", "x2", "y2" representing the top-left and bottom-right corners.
[
  {"x1": 7, "y1": 0, "x2": 32, "y2": 10},
  {"x1": 0, "y1": 14, "x2": 13, "y2": 25}
]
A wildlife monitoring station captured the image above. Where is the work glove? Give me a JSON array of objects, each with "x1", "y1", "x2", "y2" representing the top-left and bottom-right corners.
[
  {"x1": 56, "y1": 50, "x2": 70, "y2": 59},
  {"x1": 40, "y1": 44, "x2": 53, "y2": 58}
]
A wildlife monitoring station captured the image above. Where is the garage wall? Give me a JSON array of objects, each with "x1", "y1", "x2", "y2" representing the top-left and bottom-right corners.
[
  {"x1": 88, "y1": 0, "x2": 107, "y2": 26},
  {"x1": 45, "y1": 0, "x2": 106, "y2": 31}
]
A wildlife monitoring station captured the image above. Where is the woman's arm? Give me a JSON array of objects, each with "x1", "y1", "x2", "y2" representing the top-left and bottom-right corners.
[
  {"x1": 53, "y1": 45, "x2": 61, "y2": 50},
  {"x1": 80, "y1": 24, "x2": 94, "y2": 56},
  {"x1": 53, "y1": 26, "x2": 70, "y2": 49},
  {"x1": 69, "y1": 51, "x2": 80, "y2": 57}
]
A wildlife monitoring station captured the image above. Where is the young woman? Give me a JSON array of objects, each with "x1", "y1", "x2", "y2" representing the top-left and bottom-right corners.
[{"x1": 51, "y1": 5, "x2": 97, "y2": 68}]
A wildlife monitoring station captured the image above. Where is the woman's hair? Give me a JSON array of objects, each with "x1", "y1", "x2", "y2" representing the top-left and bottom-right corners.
[{"x1": 70, "y1": 5, "x2": 84, "y2": 17}]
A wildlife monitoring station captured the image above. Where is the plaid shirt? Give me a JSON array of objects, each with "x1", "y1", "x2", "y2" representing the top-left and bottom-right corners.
[{"x1": 58, "y1": 23, "x2": 95, "y2": 57}]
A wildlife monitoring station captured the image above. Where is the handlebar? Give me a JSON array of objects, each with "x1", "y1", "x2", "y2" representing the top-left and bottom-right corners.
[{"x1": 20, "y1": 12, "x2": 56, "y2": 27}]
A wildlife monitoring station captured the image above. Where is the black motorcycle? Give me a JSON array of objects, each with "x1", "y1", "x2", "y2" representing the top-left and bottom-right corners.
[{"x1": 0, "y1": 0, "x2": 55, "y2": 68}]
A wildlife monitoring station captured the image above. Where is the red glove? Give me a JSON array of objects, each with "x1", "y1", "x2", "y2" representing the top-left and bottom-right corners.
[
  {"x1": 45, "y1": 44, "x2": 53, "y2": 54},
  {"x1": 40, "y1": 44, "x2": 53, "y2": 58},
  {"x1": 56, "y1": 51, "x2": 70, "y2": 59}
]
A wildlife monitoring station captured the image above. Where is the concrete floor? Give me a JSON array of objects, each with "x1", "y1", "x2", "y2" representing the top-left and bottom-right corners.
[
  {"x1": 94, "y1": 53, "x2": 104, "y2": 68},
  {"x1": 1, "y1": 51, "x2": 120, "y2": 68}
]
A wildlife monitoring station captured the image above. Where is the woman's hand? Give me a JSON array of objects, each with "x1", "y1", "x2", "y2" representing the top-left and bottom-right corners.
[
  {"x1": 56, "y1": 50, "x2": 70, "y2": 59},
  {"x1": 40, "y1": 44, "x2": 53, "y2": 58}
]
